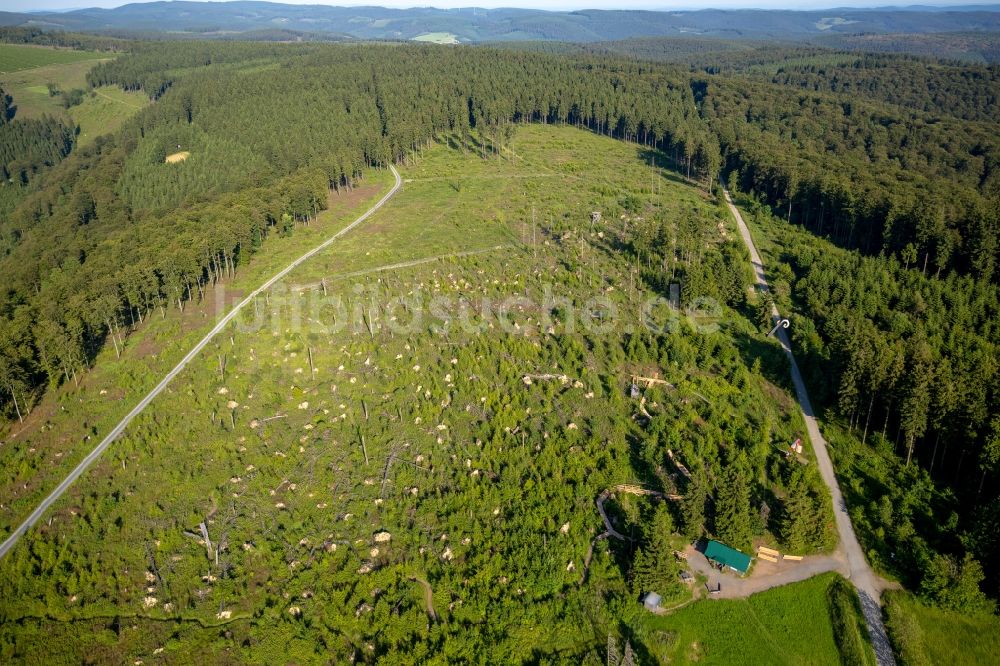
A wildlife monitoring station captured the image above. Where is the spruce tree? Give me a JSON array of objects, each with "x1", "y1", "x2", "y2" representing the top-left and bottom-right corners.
[
  {"x1": 632, "y1": 503, "x2": 682, "y2": 598},
  {"x1": 715, "y1": 462, "x2": 753, "y2": 552}
]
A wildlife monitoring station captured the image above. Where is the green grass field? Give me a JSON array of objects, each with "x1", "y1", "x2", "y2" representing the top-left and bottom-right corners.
[
  {"x1": 0, "y1": 43, "x2": 105, "y2": 73},
  {"x1": 412, "y1": 32, "x2": 460, "y2": 44},
  {"x1": 633, "y1": 573, "x2": 862, "y2": 664},
  {"x1": 884, "y1": 590, "x2": 1000, "y2": 665},
  {"x1": 0, "y1": 51, "x2": 148, "y2": 146},
  {"x1": 69, "y1": 85, "x2": 149, "y2": 144}
]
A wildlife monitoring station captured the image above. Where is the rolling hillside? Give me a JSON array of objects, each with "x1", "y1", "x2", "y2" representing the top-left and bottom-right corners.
[{"x1": 2, "y1": 2, "x2": 1000, "y2": 43}]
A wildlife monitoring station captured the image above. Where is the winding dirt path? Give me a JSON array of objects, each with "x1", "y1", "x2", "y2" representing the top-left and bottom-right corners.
[
  {"x1": 409, "y1": 576, "x2": 438, "y2": 621},
  {"x1": 292, "y1": 244, "x2": 509, "y2": 293}
]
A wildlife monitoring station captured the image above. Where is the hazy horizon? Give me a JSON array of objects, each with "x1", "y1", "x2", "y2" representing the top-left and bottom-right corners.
[{"x1": 11, "y1": 0, "x2": 1000, "y2": 15}]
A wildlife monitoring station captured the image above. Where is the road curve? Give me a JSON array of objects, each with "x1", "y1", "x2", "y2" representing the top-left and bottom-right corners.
[
  {"x1": 0, "y1": 165, "x2": 402, "y2": 560},
  {"x1": 723, "y1": 187, "x2": 897, "y2": 666}
]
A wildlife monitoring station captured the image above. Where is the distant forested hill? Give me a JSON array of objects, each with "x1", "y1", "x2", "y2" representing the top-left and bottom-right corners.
[
  {"x1": 816, "y1": 31, "x2": 1000, "y2": 64},
  {"x1": 1, "y1": 2, "x2": 999, "y2": 43}
]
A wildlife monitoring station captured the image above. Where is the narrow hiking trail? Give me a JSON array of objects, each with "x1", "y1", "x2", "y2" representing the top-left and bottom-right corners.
[
  {"x1": 291, "y1": 244, "x2": 509, "y2": 293},
  {"x1": 0, "y1": 166, "x2": 402, "y2": 560},
  {"x1": 723, "y1": 187, "x2": 897, "y2": 666},
  {"x1": 409, "y1": 576, "x2": 438, "y2": 621}
]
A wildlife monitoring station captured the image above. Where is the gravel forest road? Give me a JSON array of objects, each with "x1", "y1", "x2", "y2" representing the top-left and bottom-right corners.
[
  {"x1": 0, "y1": 166, "x2": 402, "y2": 561},
  {"x1": 723, "y1": 187, "x2": 896, "y2": 666}
]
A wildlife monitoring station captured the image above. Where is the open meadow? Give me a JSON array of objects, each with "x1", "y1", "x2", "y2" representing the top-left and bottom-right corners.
[
  {"x1": 0, "y1": 45, "x2": 147, "y2": 146},
  {"x1": 635, "y1": 573, "x2": 871, "y2": 664}
]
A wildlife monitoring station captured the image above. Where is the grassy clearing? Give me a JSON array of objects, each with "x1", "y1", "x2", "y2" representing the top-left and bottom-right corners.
[
  {"x1": 412, "y1": 32, "x2": 460, "y2": 44},
  {"x1": 884, "y1": 590, "x2": 1000, "y2": 666},
  {"x1": 69, "y1": 85, "x2": 149, "y2": 146},
  {"x1": 632, "y1": 573, "x2": 856, "y2": 664},
  {"x1": 0, "y1": 44, "x2": 105, "y2": 73},
  {"x1": 290, "y1": 124, "x2": 718, "y2": 285},
  {"x1": 1, "y1": 55, "x2": 148, "y2": 147},
  {"x1": 0, "y1": 125, "x2": 820, "y2": 662},
  {"x1": 1, "y1": 59, "x2": 104, "y2": 119}
]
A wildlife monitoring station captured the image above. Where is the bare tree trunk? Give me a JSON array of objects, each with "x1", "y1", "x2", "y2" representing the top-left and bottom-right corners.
[
  {"x1": 881, "y1": 399, "x2": 892, "y2": 441},
  {"x1": 862, "y1": 394, "x2": 874, "y2": 445},
  {"x1": 929, "y1": 432, "x2": 941, "y2": 473},
  {"x1": 107, "y1": 320, "x2": 121, "y2": 359},
  {"x1": 9, "y1": 384, "x2": 23, "y2": 423},
  {"x1": 198, "y1": 522, "x2": 214, "y2": 560}
]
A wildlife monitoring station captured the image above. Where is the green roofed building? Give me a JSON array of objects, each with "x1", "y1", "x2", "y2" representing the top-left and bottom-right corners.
[{"x1": 704, "y1": 540, "x2": 752, "y2": 575}]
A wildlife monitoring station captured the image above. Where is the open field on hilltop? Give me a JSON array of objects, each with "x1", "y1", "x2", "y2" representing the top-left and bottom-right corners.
[
  {"x1": 412, "y1": 32, "x2": 460, "y2": 44},
  {"x1": 290, "y1": 125, "x2": 715, "y2": 284},
  {"x1": 0, "y1": 52, "x2": 148, "y2": 146},
  {"x1": 0, "y1": 43, "x2": 106, "y2": 73},
  {"x1": 1, "y1": 59, "x2": 104, "y2": 119},
  {"x1": 0, "y1": 125, "x2": 832, "y2": 662}
]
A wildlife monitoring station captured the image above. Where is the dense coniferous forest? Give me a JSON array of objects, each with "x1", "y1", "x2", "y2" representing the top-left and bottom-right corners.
[
  {"x1": 766, "y1": 55, "x2": 1000, "y2": 123},
  {"x1": 705, "y1": 77, "x2": 999, "y2": 280},
  {"x1": 0, "y1": 27, "x2": 132, "y2": 53},
  {"x1": 0, "y1": 25, "x2": 999, "y2": 661},
  {"x1": 0, "y1": 116, "x2": 74, "y2": 185},
  {"x1": 737, "y1": 197, "x2": 1000, "y2": 598}
]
